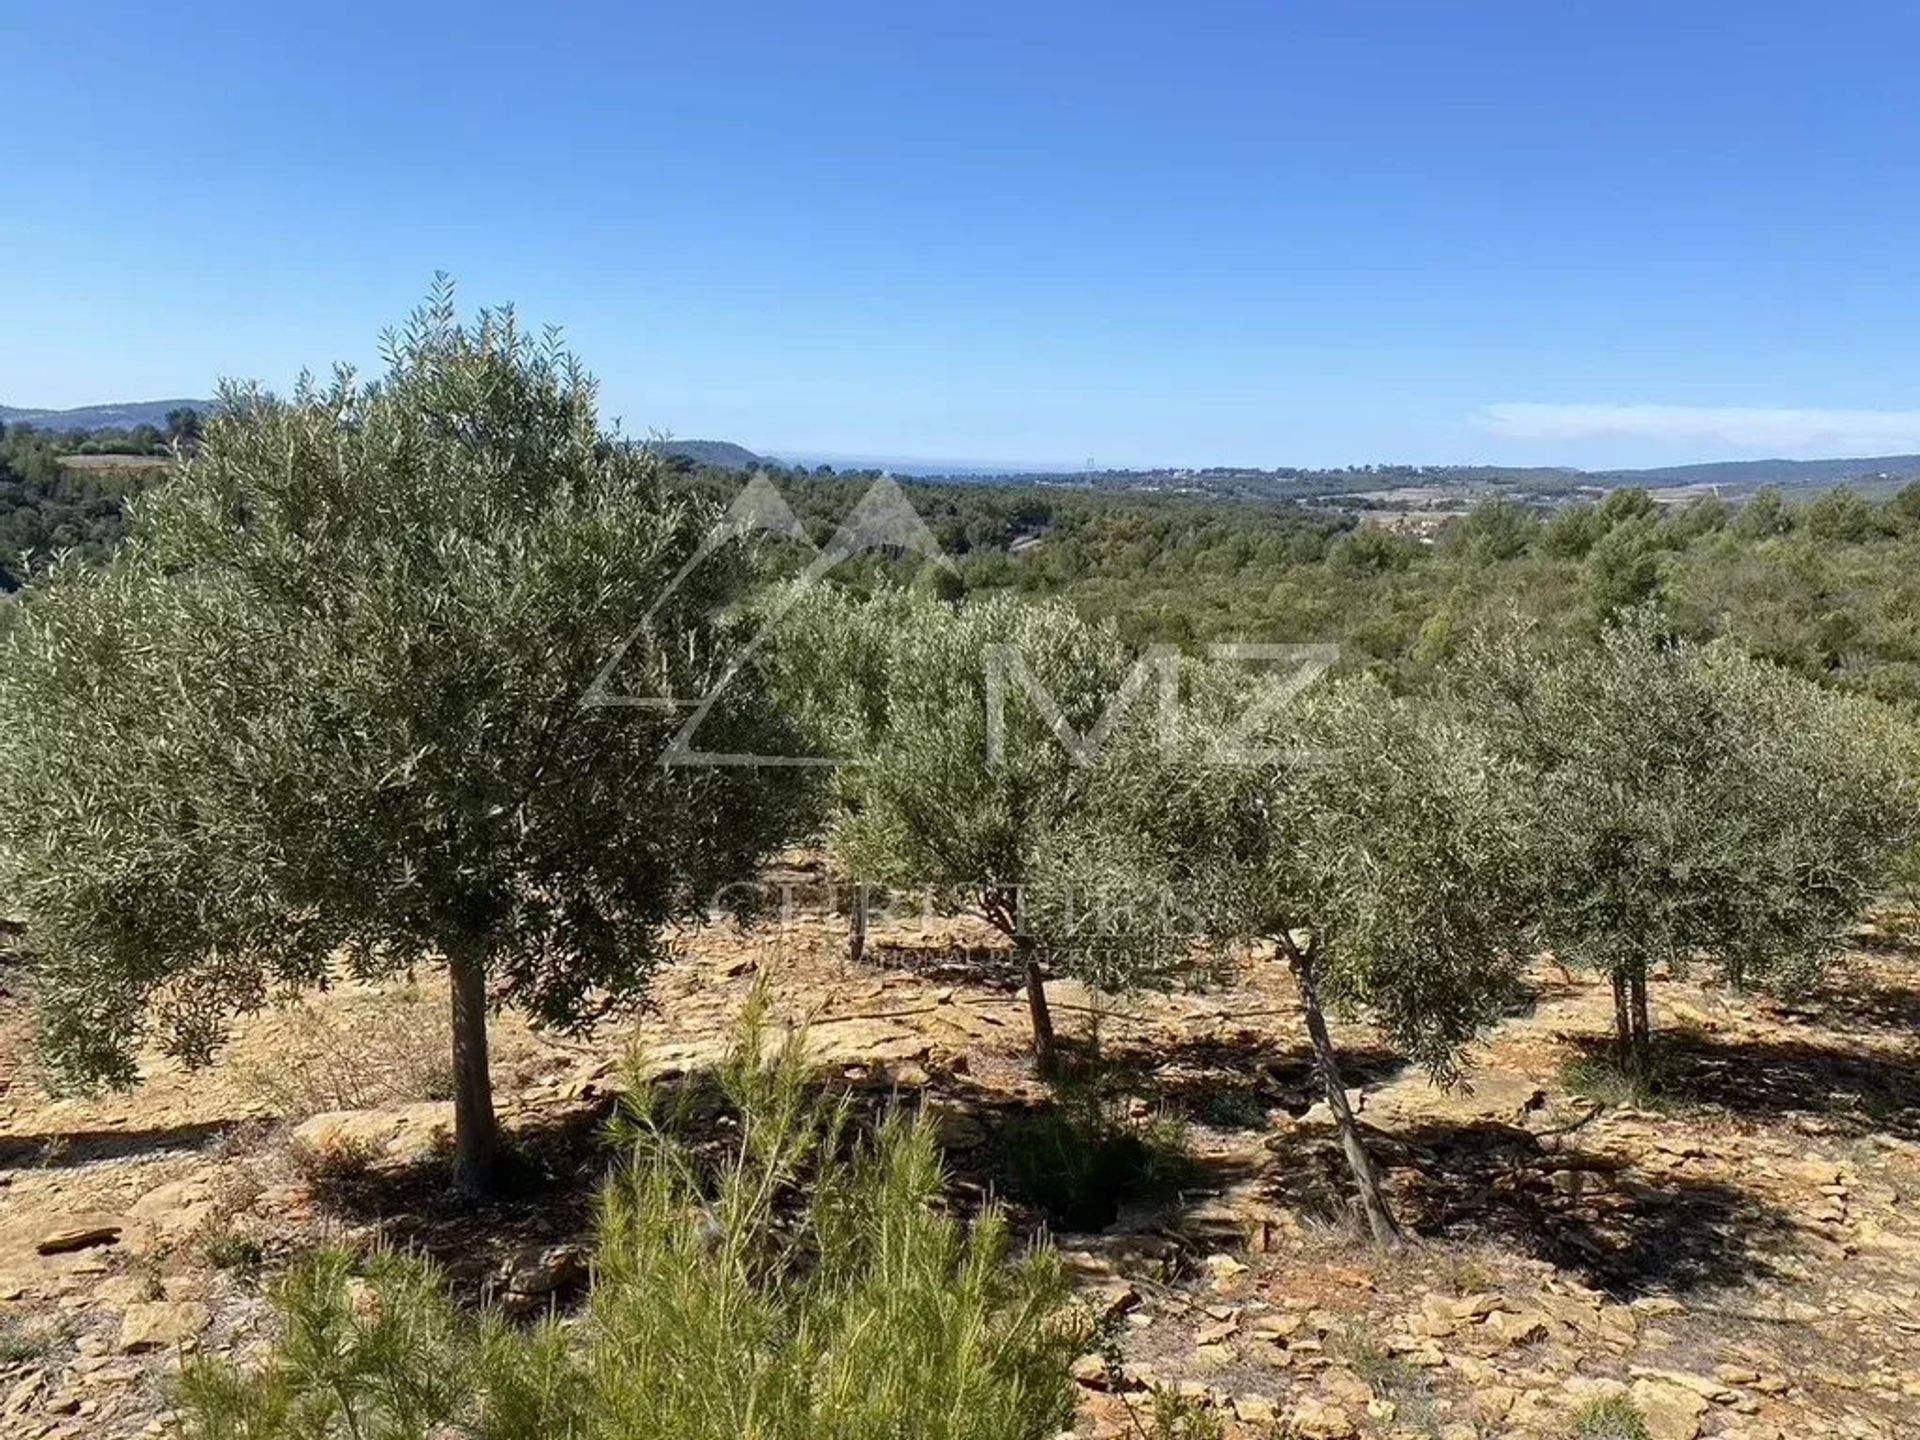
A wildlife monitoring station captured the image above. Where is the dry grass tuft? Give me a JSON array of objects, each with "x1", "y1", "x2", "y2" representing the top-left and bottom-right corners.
[{"x1": 233, "y1": 984, "x2": 455, "y2": 1119}]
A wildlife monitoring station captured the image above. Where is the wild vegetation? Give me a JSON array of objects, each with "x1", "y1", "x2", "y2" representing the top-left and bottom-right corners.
[
  {"x1": 6, "y1": 296, "x2": 1920, "y2": 1437},
  {"x1": 678, "y1": 460, "x2": 1920, "y2": 712},
  {"x1": 178, "y1": 1006, "x2": 1085, "y2": 1440},
  {"x1": 0, "y1": 421, "x2": 173, "y2": 589}
]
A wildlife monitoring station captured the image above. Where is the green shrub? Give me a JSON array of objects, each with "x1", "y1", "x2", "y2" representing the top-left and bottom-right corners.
[
  {"x1": 1573, "y1": 1396, "x2": 1651, "y2": 1440},
  {"x1": 1145, "y1": 1388, "x2": 1226, "y2": 1440},
  {"x1": 1560, "y1": 1051, "x2": 1674, "y2": 1110},
  {"x1": 199, "y1": 1230, "x2": 266, "y2": 1280},
  {"x1": 179, "y1": 1005, "x2": 1084, "y2": 1440},
  {"x1": 0, "y1": 1316, "x2": 57, "y2": 1366}
]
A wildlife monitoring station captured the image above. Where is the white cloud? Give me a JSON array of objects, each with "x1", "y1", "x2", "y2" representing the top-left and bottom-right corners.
[{"x1": 1477, "y1": 403, "x2": 1920, "y2": 456}]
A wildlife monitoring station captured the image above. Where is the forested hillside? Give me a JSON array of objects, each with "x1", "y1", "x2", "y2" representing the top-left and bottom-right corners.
[
  {"x1": 18, "y1": 424, "x2": 1920, "y2": 710},
  {"x1": 669, "y1": 456, "x2": 1920, "y2": 710},
  {"x1": 0, "y1": 421, "x2": 178, "y2": 589}
]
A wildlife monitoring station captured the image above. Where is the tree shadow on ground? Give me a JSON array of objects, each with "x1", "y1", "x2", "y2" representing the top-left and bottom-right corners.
[
  {"x1": 294, "y1": 1044, "x2": 1262, "y2": 1306},
  {"x1": 910, "y1": 1031, "x2": 1405, "y2": 1243},
  {"x1": 293, "y1": 1096, "x2": 618, "y2": 1305},
  {"x1": 1568, "y1": 1029, "x2": 1920, "y2": 1142},
  {"x1": 1765, "y1": 953, "x2": 1920, "y2": 1038},
  {"x1": 1504, "y1": 968, "x2": 1588, "y2": 1016},
  {"x1": 1063, "y1": 1031, "x2": 1409, "y2": 1129},
  {"x1": 923, "y1": 1069, "x2": 1267, "y2": 1238},
  {"x1": 0, "y1": 1119, "x2": 238, "y2": 1171},
  {"x1": 1334, "y1": 1116, "x2": 1795, "y2": 1299}
]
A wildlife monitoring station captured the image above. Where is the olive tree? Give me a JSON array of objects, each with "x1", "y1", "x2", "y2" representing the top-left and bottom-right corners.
[
  {"x1": 768, "y1": 585, "x2": 1189, "y2": 1072},
  {"x1": 1148, "y1": 673, "x2": 1534, "y2": 1247},
  {"x1": 0, "y1": 291, "x2": 810, "y2": 1191},
  {"x1": 1466, "y1": 612, "x2": 1920, "y2": 1081}
]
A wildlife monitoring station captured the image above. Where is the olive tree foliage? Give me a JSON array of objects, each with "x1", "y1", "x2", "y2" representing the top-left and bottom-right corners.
[
  {"x1": 1139, "y1": 670, "x2": 1534, "y2": 1246},
  {"x1": 1463, "y1": 610, "x2": 1920, "y2": 1080},
  {"x1": 0, "y1": 289, "x2": 811, "y2": 1190},
  {"x1": 762, "y1": 584, "x2": 1194, "y2": 1071}
]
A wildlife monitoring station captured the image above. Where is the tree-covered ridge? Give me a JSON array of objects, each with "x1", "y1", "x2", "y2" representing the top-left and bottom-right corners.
[
  {"x1": 13, "y1": 418, "x2": 1920, "y2": 711},
  {"x1": 668, "y1": 454, "x2": 1920, "y2": 711},
  {"x1": 0, "y1": 412, "x2": 199, "y2": 589}
]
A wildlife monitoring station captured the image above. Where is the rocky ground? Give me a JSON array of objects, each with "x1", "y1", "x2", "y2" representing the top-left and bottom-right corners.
[{"x1": 3, "y1": 900, "x2": 1919, "y2": 1440}]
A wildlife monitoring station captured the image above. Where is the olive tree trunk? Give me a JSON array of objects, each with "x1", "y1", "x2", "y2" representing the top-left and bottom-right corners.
[
  {"x1": 1017, "y1": 937, "x2": 1058, "y2": 1075},
  {"x1": 847, "y1": 882, "x2": 868, "y2": 966},
  {"x1": 1612, "y1": 970, "x2": 1633, "y2": 1070},
  {"x1": 1628, "y1": 966, "x2": 1653, "y2": 1076},
  {"x1": 1283, "y1": 937, "x2": 1401, "y2": 1249},
  {"x1": 1611, "y1": 964, "x2": 1654, "y2": 1082},
  {"x1": 984, "y1": 888, "x2": 1057, "y2": 1074},
  {"x1": 447, "y1": 943, "x2": 502, "y2": 1194}
]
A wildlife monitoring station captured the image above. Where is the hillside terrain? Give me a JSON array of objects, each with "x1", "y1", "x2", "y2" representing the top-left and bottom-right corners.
[
  {"x1": 2, "y1": 897, "x2": 1917, "y2": 1439},
  {"x1": 652, "y1": 437, "x2": 772, "y2": 469},
  {"x1": 0, "y1": 402, "x2": 214, "y2": 433},
  {"x1": 16, "y1": 401, "x2": 1920, "y2": 499},
  {"x1": 6, "y1": 338, "x2": 1919, "y2": 1440},
  {"x1": 913, "y1": 455, "x2": 1920, "y2": 504},
  {"x1": 13, "y1": 414, "x2": 1920, "y2": 708}
]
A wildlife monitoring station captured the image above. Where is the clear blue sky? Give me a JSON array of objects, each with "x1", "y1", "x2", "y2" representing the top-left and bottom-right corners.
[{"x1": 6, "y1": 2, "x2": 1919, "y2": 470}]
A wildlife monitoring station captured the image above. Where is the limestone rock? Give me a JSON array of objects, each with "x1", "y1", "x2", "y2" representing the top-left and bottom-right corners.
[
  {"x1": 3, "y1": 1371, "x2": 45, "y2": 1417},
  {"x1": 1287, "y1": 1397, "x2": 1357, "y2": 1439},
  {"x1": 1234, "y1": 1392, "x2": 1278, "y2": 1424},
  {"x1": 1628, "y1": 1376, "x2": 1711, "y2": 1440},
  {"x1": 128, "y1": 1180, "x2": 219, "y2": 1249},
  {"x1": 35, "y1": 1221, "x2": 123, "y2": 1256},
  {"x1": 1193, "y1": 1316, "x2": 1239, "y2": 1346},
  {"x1": 500, "y1": 1243, "x2": 588, "y2": 1298},
  {"x1": 1069, "y1": 1353, "x2": 1108, "y2": 1387},
  {"x1": 292, "y1": 1102, "x2": 453, "y2": 1168},
  {"x1": 119, "y1": 1300, "x2": 211, "y2": 1353}
]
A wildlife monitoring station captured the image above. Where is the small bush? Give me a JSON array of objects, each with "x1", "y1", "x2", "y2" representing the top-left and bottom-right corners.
[
  {"x1": 0, "y1": 1316, "x2": 55, "y2": 1366},
  {"x1": 995, "y1": 1087, "x2": 1195, "y2": 1230},
  {"x1": 1573, "y1": 1396, "x2": 1652, "y2": 1440},
  {"x1": 1438, "y1": 1249, "x2": 1497, "y2": 1296},
  {"x1": 201, "y1": 1230, "x2": 267, "y2": 1279},
  {"x1": 1561, "y1": 1050, "x2": 1675, "y2": 1110},
  {"x1": 1145, "y1": 1388, "x2": 1225, "y2": 1440},
  {"x1": 286, "y1": 1133, "x2": 381, "y2": 1193},
  {"x1": 180, "y1": 1003, "x2": 1085, "y2": 1440},
  {"x1": 1335, "y1": 1319, "x2": 1437, "y2": 1427},
  {"x1": 233, "y1": 986, "x2": 455, "y2": 1119}
]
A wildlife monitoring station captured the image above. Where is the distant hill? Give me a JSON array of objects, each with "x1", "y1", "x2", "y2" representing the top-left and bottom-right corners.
[
  {"x1": 0, "y1": 399, "x2": 214, "y2": 431},
  {"x1": 917, "y1": 453, "x2": 1920, "y2": 503},
  {"x1": 654, "y1": 439, "x2": 771, "y2": 470},
  {"x1": 1597, "y1": 454, "x2": 1920, "y2": 492},
  {"x1": 10, "y1": 403, "x2": 1920, "y2": 501}
]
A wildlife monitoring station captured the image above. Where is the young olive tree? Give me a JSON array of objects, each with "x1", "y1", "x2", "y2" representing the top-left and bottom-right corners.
[
  {"x1": 770, "y1": 585, "x2": 1189, "y2": 1072},
  {"x1": 1466, "y1": 612, "x2": 1920, "y2": 1080},
  {"x1": 0, "y1": 290, "x2": 810, "y2": 1192},
  {"x1": 1151, "y1": 673, "x2": 1533, "y2": 1247}
]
